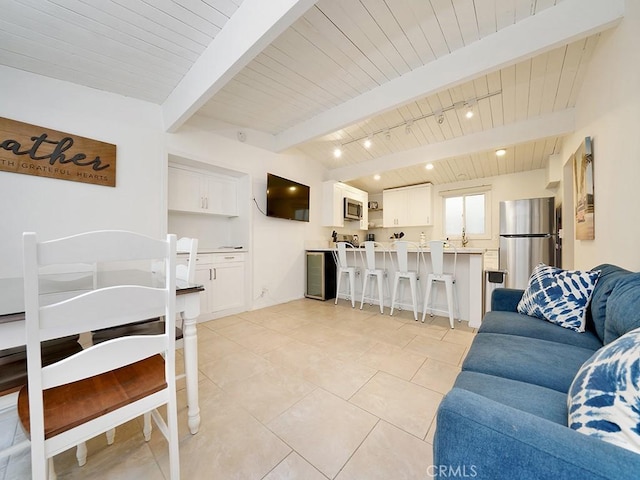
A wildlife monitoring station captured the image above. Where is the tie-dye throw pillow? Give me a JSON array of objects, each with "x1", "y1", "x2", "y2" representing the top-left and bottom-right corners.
[
  {"x1": 568, "y1": 327, "x2": 640, "y2": 454},
  {"x1": 517, "y1": 264, "x2": 600, "y2": 332}
]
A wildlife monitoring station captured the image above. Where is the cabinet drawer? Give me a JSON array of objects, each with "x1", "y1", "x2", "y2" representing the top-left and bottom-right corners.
[
  {"x1": 195, "y1": 254, "x2": 214, "y2": 265},
  {"x1": 211, "y1": 253, "x2": 245, "y2": 264}
]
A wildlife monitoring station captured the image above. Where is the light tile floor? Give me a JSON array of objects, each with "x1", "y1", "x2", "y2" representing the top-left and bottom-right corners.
[{"x1": 0, "y1": 299, "x2": 476, "y2": 480}]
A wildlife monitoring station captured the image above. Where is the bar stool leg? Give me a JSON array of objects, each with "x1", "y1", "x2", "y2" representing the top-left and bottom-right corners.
[
  {"x1": 445, "y1": 279, "x2": 455, "y2": 329},
  {"x1": 360, "y1": 273, "x2": 369, "y2": 310},
  {"x1": 390, "y1": 274, "x2": 400, "y2": 316},
  {"x1": 421, "y1": 278, "x2": 433, "y2": 323},
  {"x1": 409, "y1": 276, "x2": 418, "y2": 321},
  {"x1": 348, "y1": 270, "x2": 356, "y2": 308},
  {"x1": 376, "y1": 272, "x2": 384, "y2": 313}
]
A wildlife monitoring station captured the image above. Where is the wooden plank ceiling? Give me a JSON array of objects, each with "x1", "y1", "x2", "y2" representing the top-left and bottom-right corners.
[{"x1": 0, "y1": 0, "x2": 620, "y2": 191}]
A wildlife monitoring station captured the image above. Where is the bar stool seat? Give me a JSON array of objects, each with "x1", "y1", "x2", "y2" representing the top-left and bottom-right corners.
[
  {"x1": 422, "y1": 240, "x2": 460, "y2": 328},
  {"x1": 359, "y1": 241, "x2": 389, "y2": 313}
]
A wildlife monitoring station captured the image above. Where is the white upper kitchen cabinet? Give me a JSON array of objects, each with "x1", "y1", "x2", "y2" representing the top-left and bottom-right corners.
[
  {"x1": 321, "y1": 180, "x2": 368, "y2": 230},
  {"x1": 168, "y1": 166, "x2": 238, "y2": 217},
  {"x1": 383, "y1": 184, "x2": 432, "y2": 227}
]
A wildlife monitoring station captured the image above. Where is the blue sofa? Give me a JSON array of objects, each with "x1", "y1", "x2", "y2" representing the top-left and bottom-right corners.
[{"x1": 433, "y1": 264, "x2": 640, "y2": 479}]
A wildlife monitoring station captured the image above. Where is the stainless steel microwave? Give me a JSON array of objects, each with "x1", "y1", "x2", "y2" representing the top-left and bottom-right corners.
[{"x1": 344, "y1": 197, "x2": 363, "y2": 220}]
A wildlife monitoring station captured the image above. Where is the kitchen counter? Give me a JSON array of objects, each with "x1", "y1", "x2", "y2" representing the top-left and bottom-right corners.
[
  {"x1": 307, "y1": 246, "x2": 485, "y2": 327},
  {"x1": 307, "y1": 246, "x2": 485, "y2": 254},
  {"x1": 178, "y1": 247, "x2": 248, "y2": 254}
]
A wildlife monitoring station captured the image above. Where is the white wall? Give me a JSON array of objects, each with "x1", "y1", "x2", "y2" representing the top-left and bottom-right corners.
[
  {"x1": 166, "y1": 122, "x2": 327, "y2": 308},
  {"x1": 559, "y1": 0, "x2": 640, "y2": 271},
  {"x1": 0, "y1": 67, "x2": 164, "y2": 278}
]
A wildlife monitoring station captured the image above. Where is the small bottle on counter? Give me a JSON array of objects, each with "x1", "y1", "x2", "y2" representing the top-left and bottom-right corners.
[{"x1": 419, "y1": 232, "x2": 426, "y2": 247}]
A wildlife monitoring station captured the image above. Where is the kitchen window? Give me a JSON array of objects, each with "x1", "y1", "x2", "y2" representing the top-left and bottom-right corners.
[{"x1": 443, "y1": 189, "x2": 491, "y2": 239}]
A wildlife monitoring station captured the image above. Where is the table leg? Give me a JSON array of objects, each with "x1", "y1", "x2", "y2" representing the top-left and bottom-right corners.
[{"x1": 181, "y1": 300, "x2": 200, "y2": 434}]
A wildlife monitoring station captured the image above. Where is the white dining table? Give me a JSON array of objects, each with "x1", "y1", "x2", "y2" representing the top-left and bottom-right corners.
[{"x1": 0, "y1": 272, "x2": 204, "y2": 435}]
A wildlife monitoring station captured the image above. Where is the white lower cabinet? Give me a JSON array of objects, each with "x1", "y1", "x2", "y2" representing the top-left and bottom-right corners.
[{"x1": 195, "y1": 253, "x2": 246, "y2": 319}]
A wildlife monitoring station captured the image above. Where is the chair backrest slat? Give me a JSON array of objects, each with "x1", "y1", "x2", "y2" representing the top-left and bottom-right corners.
[
  {"x1": 37, "y1": 230, "x2": 170, "y2": 266},
  {"x1": 38, "y1": 286, "x2": 168, "y2": 342}
]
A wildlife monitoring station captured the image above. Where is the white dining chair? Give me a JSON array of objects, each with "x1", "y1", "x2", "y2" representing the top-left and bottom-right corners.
[
  {"x1": 333, "y1": 242, "x2": 357, "y2": 308},
  {"x1": 390, "y1": 241, "x2": 425, "y2": 321},
  {"x1": 359, "y1": 241, "x2": 390, "y2": 313},
  {"x1": 422, "y1": 240, "x2": 460, "y2": 328},
  {"x1": 19, "y1": 230, "x2": 180, "y2": 480},
  {"x1": 91, "y1": 236, "x2": 198, "y2": 448}
]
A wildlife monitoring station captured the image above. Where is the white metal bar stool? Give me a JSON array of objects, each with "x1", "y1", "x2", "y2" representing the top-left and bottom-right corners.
[
  {"x1": 359, "y1": 241, "x2": 389, "y2": 313},
  {"x1": 422, "y1": 240, "x2": 460, "y2": 328},
  {"x1": 390, "y1": 241, "x2": 424, "y2": 320},
  {"x1": 333, "y1": 242, "x2": 357, "y2": 308}
]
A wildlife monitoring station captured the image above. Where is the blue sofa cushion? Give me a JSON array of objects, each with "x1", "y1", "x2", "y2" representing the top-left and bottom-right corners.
[
  {"x1": 462, "y1": 333, "x2": 597, "y2": 392},
  {"x1": 454, "y1": 371, "x2": 568, "y2": 425},
  {"x1": 568, "y1": 327, "x2": 640, "y2": 454},
  {"x1": 490, "y1": 288, "x2": 523, "y2": 312},
  {"x1": 479, "y1": 310, "x2": 603, "y2": 350},
  {"x1": 435, "y1": 388, "x2": 640, "y2": 480},
  {"x1": 517, "y1": 264, "x2": 600, "y2": 332},
  {"x1": 587, "y1": 264, "x2": 632, "y2": 342},
  {"x1": 604, "y1": 273, "x2": 640, "y2": 344}
]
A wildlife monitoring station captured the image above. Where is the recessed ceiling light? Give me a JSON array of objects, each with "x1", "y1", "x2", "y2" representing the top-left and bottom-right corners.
[
  {"x1": 373, "y1": 174, "x2": 381, "y2": 181},
  {"x1": 425, "y1": 163, "x2": 434, "y2": 170},
  {"x1": 496, "y1": 149, "x2": 507, "y2": 157},
  {"x1": 333, "y1": 147, "x2": 342, "y2": 158},
  {"x1": 363, "y1": 137, "x2": 372, "y2": 149}
]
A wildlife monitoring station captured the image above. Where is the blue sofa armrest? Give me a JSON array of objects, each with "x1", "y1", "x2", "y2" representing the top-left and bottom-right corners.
[
  {"x1": 490, "y1": 288, "x2": 524, "y2": 312},
  {"x1": 434, "y1": 389, "x2": 640, "y2": 479}
]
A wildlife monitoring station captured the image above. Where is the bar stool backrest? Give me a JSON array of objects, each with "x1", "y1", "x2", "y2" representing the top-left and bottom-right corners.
[
  {"x1": 335, "y1": 242, "x2": 355, "y2": 268},
  {"x1": 429, "y1": 240, "x2": 457, "y2": 276}
]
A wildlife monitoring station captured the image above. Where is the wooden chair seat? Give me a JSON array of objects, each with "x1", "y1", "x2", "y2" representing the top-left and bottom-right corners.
[
  {"x1": 18, "y1": 354, "x2": 166, "y2": 439},
  {"x1": 92, "y1": 319, "x2": 183, "y2": 344},
  {"x1": 0, "y1": 336, "x2": 83, "y2": 395}
]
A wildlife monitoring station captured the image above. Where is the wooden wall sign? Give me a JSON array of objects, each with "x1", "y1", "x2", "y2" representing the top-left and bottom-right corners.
[{"x1": 0, "y1": 117, "x2": 116, "y2": 187}]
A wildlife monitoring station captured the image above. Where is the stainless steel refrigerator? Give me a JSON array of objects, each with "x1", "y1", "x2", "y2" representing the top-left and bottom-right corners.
[{"x1": 499, "y1": 197, "x2": 556, "y2": 289}]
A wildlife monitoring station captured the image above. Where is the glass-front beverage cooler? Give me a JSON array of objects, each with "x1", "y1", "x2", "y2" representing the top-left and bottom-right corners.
[{"x1": 305, "y1": 251, "x2": 336, "y2": 300}]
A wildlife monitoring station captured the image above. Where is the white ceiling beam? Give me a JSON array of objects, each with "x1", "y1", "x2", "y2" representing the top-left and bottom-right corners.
[
  {"x1": 327, "y1": 109, "x2": 576, "y2": 182},
  {"x1": 162, "y1": 0, "x2": 317, "y2": 133},
  {"x1": 275, "y1": 0, "x2": 623, "y2": 151}
]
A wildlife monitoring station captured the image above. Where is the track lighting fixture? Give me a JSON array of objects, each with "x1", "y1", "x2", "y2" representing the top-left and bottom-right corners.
[
  {"x1": 405, "y1": 120, "x2": 413, "y2": 135},
  {"x1": 331, "y1": 90, "x2": 501, "y2": 156}
]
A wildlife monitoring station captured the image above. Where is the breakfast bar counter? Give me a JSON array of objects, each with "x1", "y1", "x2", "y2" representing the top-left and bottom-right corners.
[{"x1": 307, "y1": 246, "x2": 485, "y2": 327}]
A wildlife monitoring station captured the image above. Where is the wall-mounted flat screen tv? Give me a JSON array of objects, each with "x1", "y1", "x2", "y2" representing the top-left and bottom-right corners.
[{"x1": 266, "y1": 173, "x2": 310, "y2": 222}]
